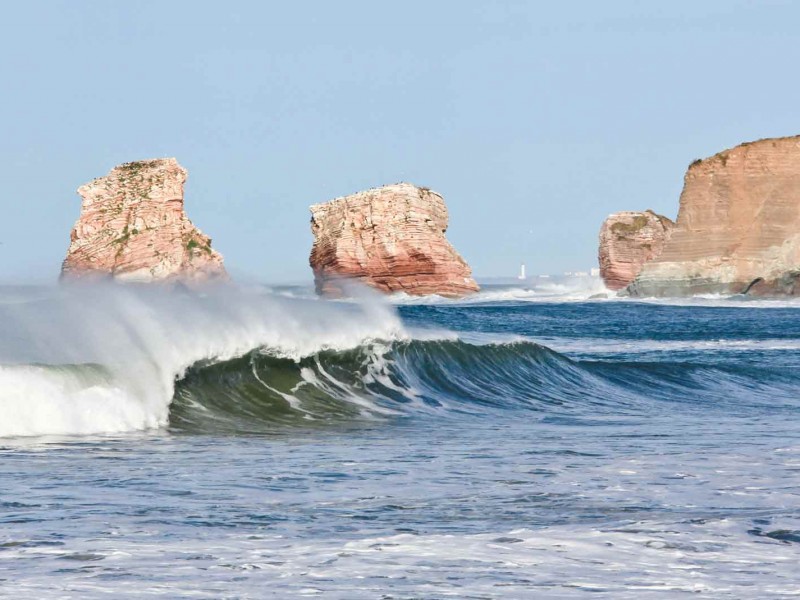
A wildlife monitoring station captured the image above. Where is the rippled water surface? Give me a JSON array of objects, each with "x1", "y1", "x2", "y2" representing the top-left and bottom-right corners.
[{"x1": 2, "y1": 287, "x2": 800, "y2": 598}]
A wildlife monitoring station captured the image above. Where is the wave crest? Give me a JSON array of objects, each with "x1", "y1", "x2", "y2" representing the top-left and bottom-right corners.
[{"x1": 0, "y1": 284, "x2": 405, "y2": 437}]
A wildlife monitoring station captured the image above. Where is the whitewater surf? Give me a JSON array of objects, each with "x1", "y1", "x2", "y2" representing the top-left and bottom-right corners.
[{"x1": 0, "y1": 284, "x2": 406, "y2": 437}]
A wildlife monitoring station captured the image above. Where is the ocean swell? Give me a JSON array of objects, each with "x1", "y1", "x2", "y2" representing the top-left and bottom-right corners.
[
  {"x1": 1, "y1": 285, "x2": 797, "y2": 438},
  {"x1": 171, "y1": 337, "x2": 799, "y2": 433}
]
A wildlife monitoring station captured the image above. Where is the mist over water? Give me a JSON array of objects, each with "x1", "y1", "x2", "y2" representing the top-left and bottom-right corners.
[
  {"x1": 1, "y1": 281, "x2": 800, "y2": 597},
  {"x1": 0, "y1": 284, "x2": 405, "y2": 437}
]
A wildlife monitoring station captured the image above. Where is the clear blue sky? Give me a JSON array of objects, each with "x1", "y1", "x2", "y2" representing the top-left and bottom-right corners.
[{"x1": 1, "y1": 1, "x2": 798, "y2": 282}]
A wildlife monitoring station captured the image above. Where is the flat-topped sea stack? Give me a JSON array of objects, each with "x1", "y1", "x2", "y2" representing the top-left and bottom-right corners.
[
  {"x1": 629, "y1": 136, "x2": 800, "y2": 297},
  {"x1": 61, "y1": 158, "x2": 227, "y2": 284},
  {"x1": 598, "y1": 210, "x2": 674, "y2": 291},
  {"x1": 309, "y1": 183, "x2": 479, "y2": 297}
]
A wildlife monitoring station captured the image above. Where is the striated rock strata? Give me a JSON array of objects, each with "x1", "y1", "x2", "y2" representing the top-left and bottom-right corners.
[
  {"x1": 309, "y1": 183, "x2": 479, "y2": 297},
  {"x1": 629, "y1": 136, "x2": 800, "y2": 296},
  {"x1": 61, "y1": 158, "x2": 227, "y2": 284},
  {"x1": 598, "y1": 210, "x2": 674, "y2": 291}
]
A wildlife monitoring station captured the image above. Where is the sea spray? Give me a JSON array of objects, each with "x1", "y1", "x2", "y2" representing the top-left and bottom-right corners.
[{"x1": 0, "y1": 284, "x2": 406, "y2": 437}]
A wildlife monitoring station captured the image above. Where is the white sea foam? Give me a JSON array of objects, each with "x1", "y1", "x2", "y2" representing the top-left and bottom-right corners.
[
  {"x1": 386, "y1": 277, "x2": 800, "y2": 308},
  {"x1": 6, "y1": 520, "x2": 797, "y2": 598},
  {"x1": 260, "y1": 521, "x2": 800, "y2": 598},
  {"x1": 0, "y1": 284, "x2": 407, "y2": 437},
  {"x1": 256, "y1": 278, "x2": 800, "y2": 308},
  {"x1": 389, "y1": 278, "x2": 612, "y2": 305}
]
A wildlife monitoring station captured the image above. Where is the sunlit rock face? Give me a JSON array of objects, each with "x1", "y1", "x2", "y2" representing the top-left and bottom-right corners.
[
  {"x1": 630, "y1": 136, "x2": 800, "y2": 297},
  {"x1": 61, "y1": 158, "x2": 227, "y2": 284},
  {"x1": 309, "y1": 183, "x2": 479, "y2": 297},
  {"x1": 598, "y1": 210, "x2": 675, "y2": 291}
]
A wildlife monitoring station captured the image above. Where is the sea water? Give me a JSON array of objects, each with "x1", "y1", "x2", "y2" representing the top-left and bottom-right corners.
[{"x1": 0, "y1": 283, "x2": 799, "y2": 598}]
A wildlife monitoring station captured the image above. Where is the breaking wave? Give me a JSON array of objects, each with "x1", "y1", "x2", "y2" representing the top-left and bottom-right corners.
[
  {"x1": 0, "y1": 284, "x2": 404, "y2": 437},
  {"x1": 0, "y1": 284, "x2": 796, "y2": 438}
]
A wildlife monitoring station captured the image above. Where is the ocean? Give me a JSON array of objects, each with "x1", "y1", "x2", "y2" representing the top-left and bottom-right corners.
[{"x1": 1, "y1": 281, "x2": 799, "y2": 598}]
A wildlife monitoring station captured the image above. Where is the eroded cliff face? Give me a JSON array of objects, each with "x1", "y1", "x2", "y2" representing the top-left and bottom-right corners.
[
  {"x1": 629, "y1": 136, "x2": 800, "y2": 296},
  {"x1": 309, "y1": 183, "x2": 479, "y2": 297},
  {"x1": 61, "y1": 158, "x2": 227, "y2": 284},
  {"x1": 598, "y1": 211, "x2": 675, "y2": 291}
]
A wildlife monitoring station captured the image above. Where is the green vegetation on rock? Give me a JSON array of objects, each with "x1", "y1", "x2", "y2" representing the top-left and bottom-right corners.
[{"x1": 610, "y1": 215, "x2": 648, "y2": 235}]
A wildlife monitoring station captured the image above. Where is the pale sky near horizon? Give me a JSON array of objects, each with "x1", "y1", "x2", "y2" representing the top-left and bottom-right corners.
[{"x1": 1, "y1": 1, "x2": 799, "y2": 283}]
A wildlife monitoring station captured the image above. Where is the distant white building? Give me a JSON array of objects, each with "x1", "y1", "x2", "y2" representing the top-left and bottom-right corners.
[{"x1": 590, "y1": 267, "x2": 600, "y2": 277}]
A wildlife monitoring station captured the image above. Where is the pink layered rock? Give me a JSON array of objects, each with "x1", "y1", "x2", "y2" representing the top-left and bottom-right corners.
[
  {"x1": 61, "y1": 158, "x2": 227, "y2": 284},
  {"x1": 630, "y1": 136, "x2": 800, "y2": 296},
  {"x1": 309, "y1": 183, "x2": 479, "y2": 297},
  {"x1": 598, "y1": 210, "x2": 675, "y2": 291}
]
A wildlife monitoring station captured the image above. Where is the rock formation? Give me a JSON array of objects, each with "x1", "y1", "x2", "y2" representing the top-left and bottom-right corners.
[
  {"x1": 629, "y1": 136, "x2": 800, "y2": 296},
  {"x1": 61, "y1": 158, "x2": 227, "y2": 284},
  {"x1": 309, "y1": 183, "x2": 479, "y2": 297},
  {"x1": 598, "y1": 210, "x2": 674, "y2": 291}
]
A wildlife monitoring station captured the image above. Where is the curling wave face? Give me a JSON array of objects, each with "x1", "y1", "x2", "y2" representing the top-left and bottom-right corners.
[
  {"x1": 0, "y1": 284, "x2": 405, "y2": 437},
  {"x1": 171, "y1": 338, "x2": 800, "y2": 433}
]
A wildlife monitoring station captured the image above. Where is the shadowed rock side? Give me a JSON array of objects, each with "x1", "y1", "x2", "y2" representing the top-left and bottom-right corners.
[
  {"x1": 629, "y1": 136, "x2": 800, "y2": 297},
  {"x1": 598, "y1": 211, "x2": 674, "y2": 291},
  {"x1": 61, "y1": 158, "x2": 227, "y2": 284},
  {"x1": 309, "y1": 183, "x2": 479, "y2": 297}
]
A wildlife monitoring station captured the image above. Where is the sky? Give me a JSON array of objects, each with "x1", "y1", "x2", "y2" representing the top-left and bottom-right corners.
[{"x1": 1, "y1": 0, "x2": 799, "y2": 283}]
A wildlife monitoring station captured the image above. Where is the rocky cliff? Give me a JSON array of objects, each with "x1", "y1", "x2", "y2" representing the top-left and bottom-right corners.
[
  {"x1": 598, "y1": 210, "x2": 674, "y2": 291},
  {"x1": 309, "y1": 183, "x2": 479, "y2": 297},
  {"x1": 61, "y1": 158, "x2": 227, "y2": 284},
  {"x1": 629, "y1": 136, "x2": 800, "y2": 296}
]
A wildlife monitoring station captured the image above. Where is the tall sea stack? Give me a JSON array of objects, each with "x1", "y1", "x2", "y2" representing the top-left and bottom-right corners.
[
  {"x1": 309, "y1": 183, "x2": 479, "y2": 297},
  {"x1": 630, "y1": 136, "x2": 800, "y2": 296},
  {"x1": 61, "y1": 158, "x2": 227, "y2": 284}
]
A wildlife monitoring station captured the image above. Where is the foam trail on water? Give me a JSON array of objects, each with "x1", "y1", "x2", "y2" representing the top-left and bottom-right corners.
[{"x1": 0, "y1": 284, "x2": 406, "y2": 437}]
